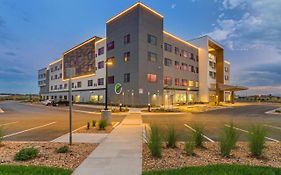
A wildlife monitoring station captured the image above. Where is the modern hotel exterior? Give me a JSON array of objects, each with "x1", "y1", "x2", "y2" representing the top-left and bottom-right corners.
[{"x1": 38, "y1": 2, "x2": 241, "y2": 106}]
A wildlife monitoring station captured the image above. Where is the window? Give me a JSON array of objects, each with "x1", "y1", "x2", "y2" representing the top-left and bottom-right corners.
[
  {"x1": 72, "y1": 82, "x2": 74, "y2": 88},
  {"x1": 190, "y1": 53, "x2": 194, "y2": 60},
  {"x1": 51, "y1": 67, "x2": 53, "y2": 72},
  {"x1": 182, "y1": 79, "x2": 188, "y2": 86},
  {"x1": 64, "y1": 84, "x2": 67, "y2": 89},
  {"x1": 51, "y1": 86, "x2": 53, "y2": 90},
  {"x1": 98, "y1": 78, "x2": 104, "y2": 85},
  {"x1": 107, "y1": 41, "x2": 114, "y2": 51},
  {"x1": 98, "y1": 47, "x2": 104, "y2": 55},
  {"x1": 124, "y1": 73, "x2": 130, "y2": 83},
  {"x1": 196, "y1": 67, "x2": 199, "y2": 73},
  {"x1": 225, "y1": 67, "x2": 229, "y2": 72},
  {"x1": 164, "y1": 76, "x2": 172, "y2": 85},
  {"x1": 188, "y1": 81, "x2": 194, "y2": 87},
  {"x1": 164, "y1": 58, "x2": 172, "y2": 66},
  {"x1": 225, "y1": 75, "x2": 229, "y2": 80},
  {"x1": 59, "y1": 73, "x2": 62, "y2": 78},
  {"x1": 147, "y1": 34, "x2": 157, "y2": 45},
  {"x1": 182, "y1": 50, "x2": 188, "y2": 58},
  {"x1": 175, "y1": 61, "x2": 180, "y2": 69},
  {"x1": 108, "y1": 76, "x2": 114, "y2": 84},
  {"x1": 77, "y1": 82, "x2": 82, "y2": 88},
  {"x1": 59, "y1": 84, "x2": 63, "y2": 89},
  {"x1": 147, "y1": 74, "x2": 157, "y2": 83},
  {"x1": 124, "y1": 34, "x2": 130, "y2": 44},
  {"x1": 54, "y1": 85, "x2": 57, "y2": 90},
  {"x1": 175, "y1": 47, "x2": 180, "y2": 55},
  {"x1": 196, "y1": 82, "x2": 199, "y2": 88},
  {"x1": 88, "y1": 80, "x2": 93, "y2": 87},
  {"x1": 123, "y1": 52, "x2": 130, "y2": 62},
  {"x1": 55, "y1": 75, "x2": 58, "y2": 79},
  {"x1": 188, "y1": 65, "x2": 194, "y2": 72},
  {"x1": 175, "y1": 78, "x2": 180, "y2": 86},
  {"x1": 98, "y1": 61, "x2": 104, "y2": 69},
  {"x1": 51, "y1": 75, "x2": 53, "y2": 80},
  {"x1": 148, "y1": 52, "x2": 157, "y2": 62},
  {"x1": 164, "y1": 43, "x2": 172, "y2": 52},
  {"x1": 182, "y1": 63, "x2": 188, "y2": 71}
]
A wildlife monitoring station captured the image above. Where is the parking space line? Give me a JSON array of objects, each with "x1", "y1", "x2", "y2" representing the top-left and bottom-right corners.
[
  {"x1": 225, "y1": 124, "x2": 279, "y2": 143},
  {"x1": 3, "y1": 122, "x2": 56, "y2": 138},
  {"x1": 0, "y1": 121, "x2": 18, "y2": 127},
  {"x1": 264, "y1": 124, "x2": 281, "y2": 131},
  {"x1": 184, "y1": 124, "x2": 215, "y2": 142}
]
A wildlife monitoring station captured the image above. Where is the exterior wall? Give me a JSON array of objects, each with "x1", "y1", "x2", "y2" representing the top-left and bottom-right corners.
[
  {"x1": 38, "y1": 68, "x2": 49, "y2": 99},
  {"x1": 224, "y1": 60, "x2": 231, "y2": 101}
]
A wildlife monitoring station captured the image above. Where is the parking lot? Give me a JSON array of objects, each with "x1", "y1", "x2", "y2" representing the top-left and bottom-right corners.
[
  {"x1": 142, "y1": 103, "x2": 281, "y2": 142},
  {"x1": 0, "y1": 101, "x2": 125, "y2": 141}
]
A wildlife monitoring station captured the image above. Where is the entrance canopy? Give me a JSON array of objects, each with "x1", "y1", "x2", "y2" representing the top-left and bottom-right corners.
[{"x1": 218, "y1": 83, "x2": 248, "y2": 91}]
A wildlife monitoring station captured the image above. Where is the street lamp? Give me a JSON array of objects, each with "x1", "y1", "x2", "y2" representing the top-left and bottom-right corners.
[
  {"x1": 186, "y1": 87, "x2": 191, "y2": 104},
  {"x1": 66, "y1": 68, "x2": 75, "y2": 145},
  {"x1": 105, "y1": 58, "x2": 113, "y2": 110}
]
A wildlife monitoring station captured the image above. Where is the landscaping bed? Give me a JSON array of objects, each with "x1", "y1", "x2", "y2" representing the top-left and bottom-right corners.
[
  {"x1": 74, "y1": 121, "x2": 119, "y2": 134},
  {"x1": 0, "y1": 142, "x2": 96, "y2": 170},
  {"x1": 143, "y1": 142, "x2": 281, "y2": 171}
]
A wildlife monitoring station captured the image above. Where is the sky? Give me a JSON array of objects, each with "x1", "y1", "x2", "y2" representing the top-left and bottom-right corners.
[{"x1": 0, "y1": 0, "x2": 280, "y2": 96}]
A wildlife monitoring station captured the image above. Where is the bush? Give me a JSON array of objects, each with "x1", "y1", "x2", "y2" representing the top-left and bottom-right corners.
[
  {"x1": 192, "y1": 124, "x2": 204, "y2": 148},
  {"x1": 56, "y1": 145, "x2": 70, "y2": 153},
  {"x1": 220, "y1": 123, "x2": 239, "y2": 157},
  {"x1": 87, "y1": 122, "x2": 90, "y2": 130},
  {"x1": 147, "y1": 125, "x2": 162, "y2": 157},
  {"x1": 92, "y1": 120, "x2": 96, "y2": 127},
  {"x1": 166, "y1": 125, "x2": 177, "y2": 148},
  {"x1": 98, "y1": 119, "x2": 108, "y2": 130},
  {"x1": 185, "y1": 137, "x2": 195, "y2": 156},
  {"x1": 15, "y1": 147, "x2": 39, "y2": 161},
  {"x1": 0, "y1": 127, "x2": 4, "y2": 146},
  {"x1": 248, "y1": 125, "x2": 267, "y2": 157}
]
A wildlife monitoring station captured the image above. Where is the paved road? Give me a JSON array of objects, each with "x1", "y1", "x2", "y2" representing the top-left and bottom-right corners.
[
  {"x1": 0, "y1": 101, "x2": 126, "y2": 141},
  {"x1": 143, "y1": 103, "x2": 281, "y2": 141}
]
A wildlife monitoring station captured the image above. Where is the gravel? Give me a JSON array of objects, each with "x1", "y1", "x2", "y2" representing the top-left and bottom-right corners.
[
  {"x1": 0, "y1": 142, "x2": 96, "y2": 170},
  {"x1": 143, "y1": 142, "x2": 281, "y2": 171}
]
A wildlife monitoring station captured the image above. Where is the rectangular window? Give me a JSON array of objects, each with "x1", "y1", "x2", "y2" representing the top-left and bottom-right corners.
[
  {"x1": 64, "y1": 83, "x2": 67, "y2": 89},
  {"x1": 182, "y1": 63, "x2": 188, "y2": 71},
  {"x1": 196, "y1": 67, "x2": 199, "y2": 73},
  {"x1": 98, "y1": 78, "x2": 104, "y2": 85},
  {"x1": 98, "y1": 61, "x2": 104, "y2": 69},
  {"x1": 59, "y1": 73, "x2": 62, "y2": 78},
  {"x1": 147, "y1": 74, "x2": 157, "y2": 83},
  {"x1": 182, "y1": 79, "x2": 188, "y2": 86},
  {"x1": 175, "y1": 47, "x2": 180, "y2": 55},
  {"x1": 196, "y1": 82, "x2": 199, "y2": 88},
  {"x1": 190, "y1": 53, "x2": 194, "y2": 60},
  {"x1": 164, "y1": 76, "x2": 172, "y2": 86},
  {"x1": 107, "y1": 41, "x2": 114, "y2": 51},
  {"x1": 124, "y1": 73, "x2": 130, "y2": 83},
  {"x1": 51, "y1": 86, "x2": 53, "y2": 90},
  {"x1": 175, "y1": 61, "x2": 180, "y2": 69},
  {"x1": 54, "y1": 85, "x2": 57, "y2": 90},
  {"x1": 164, "y1": 43, "x2": 172, "y2": 52},
  {"x1": 148, "y1": 52, "x2": 157, "y2": 62},
  {"x1": 147, "y1": 34, "x2": 157, "y2": 45},
  {"x1": 225, "y1": 75, "x2": 229, "y2": 80},
  {"x1": 88, "y1": 80, "x2": 93, "y2": 87},
  {"x1": 175, "y1": 78, "x2": 180, "y2": 86},
  {"x1": 225, "y1": 67, "x2": 229, "y2": 72},
  {"x1": 124, "y1": 34, "x2": 130, "y2": 44},
  {"x1": 108, "y1": 76, "x2": 114, "y2": 84},
  {"x1": 188, "y1": 81, "x2": 194, "y2": 87},
  {"x1": 98, "y1": 47, "x2": 104, "y2": 55},
  {"x1": 123, "y1": 52, "x2": 130, "y2": 62},
  {"x1": 59, "y1": 84, "x2": 63, "y2": 89},
  {"x1": 77, "y1": 81, "x2": 82, "y2": 88},
  {"x1": 164, "y1": 58, "x2": 172, "y2": 66},
  {"x1": 182, "y1": 50, "x2": 188, "y2": 58}
]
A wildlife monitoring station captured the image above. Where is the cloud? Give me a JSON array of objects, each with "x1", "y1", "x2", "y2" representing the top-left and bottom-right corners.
[
  {"x1": 171, "y1": 3, "x2": 176, "y2": 9},
  {"x1": 4, "y1": 52, "x2": 16, "y2": 56},
  {"x1": 220, "y1": 0, "x2": 246, "y2": 9}
]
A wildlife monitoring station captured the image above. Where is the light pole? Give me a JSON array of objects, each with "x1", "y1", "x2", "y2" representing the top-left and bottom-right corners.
[
  {"x1": 105, "y1": 59, "x2": 113, "y2": 110},
  {"x1": 186, "y1": 87, "x2": 190, "y2": 104},
  {"x1": 66, "y1": 68, "x2": 75, "y2": 145}
]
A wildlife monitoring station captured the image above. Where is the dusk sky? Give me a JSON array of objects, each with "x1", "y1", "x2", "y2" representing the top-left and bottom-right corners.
[{"x1": 0, "y1": 0, "x2": 280, "y2": 95}]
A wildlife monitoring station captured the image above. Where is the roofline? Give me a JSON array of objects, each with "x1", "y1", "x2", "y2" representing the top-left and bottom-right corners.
[
  {"x1": 189, "y1": 35, "x2": 224, "y2": 49},
  {"x1": 49, "y1": 58, "x2": 62, "y2": 66},
  {"x1": 106, "y1": 2, "x2": 163, "y2": 24},
  {"x1": 163, "y1": 31, "x2": 199, "y2": 49}
]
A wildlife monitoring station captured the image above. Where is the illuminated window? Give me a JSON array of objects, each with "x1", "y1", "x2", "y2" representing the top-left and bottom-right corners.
[
  {"x1": 124, "y1": 73, "x2": 130, "y2": 83},
  {"x1": 98, "y1": 47, "x2": 104, "y2": 55},
  {"x1": 175, "y1": 78, "x2": 180, "y2": 86},
  {"x1": 147, "y1": 34, "x2": 157, "y2": 45},
  {"x1": 123, "y1": 52, "x2": 130, "y2": 62},
  {"x1": 182, "y1": 63, "x2": 188, "y2": 71},
  {"x1": 182, "y1": 50, "x2": 188, "y2": 58},
  {"x1": 107, "y1": 41, "x2": 114, "y2": 51},
  {"x1": 124, "y1": 34, "x2": 130, "y2": 44},
  {"x1": 108, "y1": 76, "x2": 114, "y2": 84},
  {"x1": 196, "y1": 81, "x2": 199, "y2": 88},
  {"x1": 147, "y1": 74, "x2": 157, "y2": 83},
  {"x1": 164, "y1": 43, "x2": 172, "y2": 52},
  {"x1": 182, "y1": 79, "x2": 188, "y2": 86},
  {"x1": 164, "y1": 58, "x2": 172, "y2": 66},
  {"x1": 164, "y1": 76, "x2": 172, "y2": 85},
  {"x1": 188, "y1": 81, "x2": 194, "y2": 87},
  {"x1": 148, "y1": 52, "x2": 157, "y2": 62},
  {"x1": 175, "y1": 61, "x2": 180, "y2": 69},
  {"x1": 98, "y1": 78, "x2": 104, "y2": 85}
]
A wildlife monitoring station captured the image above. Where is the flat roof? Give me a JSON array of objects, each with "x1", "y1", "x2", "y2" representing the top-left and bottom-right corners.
[
  {"x1": 163, "y1": 31, "x2": 199, "y2": 49},
  {"x1": 63, "y1": 36, "x2": 101, "y2": 55}
]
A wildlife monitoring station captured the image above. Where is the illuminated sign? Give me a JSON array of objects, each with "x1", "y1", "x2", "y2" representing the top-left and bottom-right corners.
[{"x1": 114, "y1": 83, "x2": 122, "y2": 94}]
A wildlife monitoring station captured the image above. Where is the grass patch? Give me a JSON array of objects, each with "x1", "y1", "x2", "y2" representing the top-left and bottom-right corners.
[
  {"x1": 56, "y1": 145, "x2": 70, "y2": 153},
  {"x1": 142, "y1": 164, "x2": 281, "y2": 175},
  {"x1": 219, "y1": 123, "x2": 239, "y2": 157},
  {"x1": 0, "y1": 127, "x2": 4, "y2": 146},
  {"x1": 249, "y1": 125, "x2": 267, "y2": 157},
  {"x1": 184, "y1": 137, "x2": 195, "y2": 156},
  {"x1": 14, "y1": 147, "x2": 39, "y2": 161},
  {"x1": 166, "y1": 125, "x2": 177, "y2": 148},
  {"x1": 147, "y1": 125, "x2": 162, "y2": 158},
  {"x1": 0, "y1": 165, "x2": 71, "y2": 175}
]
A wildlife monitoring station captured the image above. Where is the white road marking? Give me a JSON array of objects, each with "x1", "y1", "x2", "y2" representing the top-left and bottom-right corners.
[
  {"x1": 0, "y1": 121, "x2": 18, "y2": 127},
  {"x1": 225, "y1": 124, "x2": 279, "y2": 143},
  {"x1": 264, "y1": 124, "x2": 281, "y2": 131},
  {"x1": 184, "y1": 124, "x2": 215, "y2": 142},
  {"x1": 0, "y1": 108, "x2": 4, "y2": 113},
  {"x1": 3, "y1": 122, "x2": 56, "y2": 138},
  {"x1": 112, "y1": 122, "x2": 120, "y2": 128}
]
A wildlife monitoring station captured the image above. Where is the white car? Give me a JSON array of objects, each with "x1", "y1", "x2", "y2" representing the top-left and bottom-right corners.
[{"x1": 41, "y1": 99, "x2": 54, "y2": 106}]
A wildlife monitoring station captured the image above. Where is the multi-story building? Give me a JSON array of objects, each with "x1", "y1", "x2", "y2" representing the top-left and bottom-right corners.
[{"x1": 38, "y1": 2, "x2": 242, "y2": 106}]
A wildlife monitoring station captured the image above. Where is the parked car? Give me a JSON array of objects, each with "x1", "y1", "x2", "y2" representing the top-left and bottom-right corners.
[
  {"x1": 41, "y1": 99, "x2": 54, "y2": 106},
  {"x1": 55, "y1": 101, "x2": 69, "y2": 106}
]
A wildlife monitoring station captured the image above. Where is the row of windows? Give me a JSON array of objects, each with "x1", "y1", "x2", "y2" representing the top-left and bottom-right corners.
[
  {"x1": 38, "y1": 80, "x2": 46, "y2": 85},
  {"x1": 51, "y1": 64, "x2": 62, "y2": 72},
  {"x1": 209, "y1": 71, "x2": 216, "y2": 79},
  {"x1": 50, "y1": 78, "x2": 105, "y2": 91},
  {"x1": 164, "y1": 76, "x2": 199, "y2": 87},
  {"x1": 51, "y1": 73, "x2": 62, "y2": 80},
  {"x1": 164, "y1": 58, "x2": 199, "y2": 73},
  {"x1": 164, "y1": 42, "x2": 198, "y2": 62},
  {"x1": 38, "y1": 73, "x2": 46, "y2": 79}
]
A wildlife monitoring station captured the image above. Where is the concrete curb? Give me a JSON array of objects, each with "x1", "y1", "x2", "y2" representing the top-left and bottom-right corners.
[
  {"x1": 0, "y1": 108, "x2": 4, "y2": 113},
  {"x1": 265, "y1": 108, "x2": 281, "y2": 115}
]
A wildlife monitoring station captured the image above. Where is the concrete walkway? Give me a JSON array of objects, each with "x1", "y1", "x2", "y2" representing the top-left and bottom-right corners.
[{"x1": 73, "y1": 113, "x2": 143, "y2": 175}]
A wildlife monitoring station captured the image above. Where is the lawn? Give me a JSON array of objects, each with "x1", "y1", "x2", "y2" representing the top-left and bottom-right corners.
[
  {"x1": 0, "y1": 165, "x2": 72, "y2": 175},
  {"x1": 142, "y1": 164, "x2": 281, "y2": 175}
]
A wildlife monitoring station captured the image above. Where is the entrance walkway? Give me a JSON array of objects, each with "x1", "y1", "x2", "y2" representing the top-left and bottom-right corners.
[{"x1": 72, "y1": 113, "x2": 143, "y2": 175}]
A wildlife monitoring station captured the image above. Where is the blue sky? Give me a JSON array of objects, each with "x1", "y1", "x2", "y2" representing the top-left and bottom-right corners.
[{"x1": 0, "y1": 0, "x2": 280, "y2": 95}]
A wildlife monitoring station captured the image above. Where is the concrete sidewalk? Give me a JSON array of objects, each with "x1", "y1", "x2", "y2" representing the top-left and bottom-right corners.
[{"x1": 72, "y1": 113, "x2": 143, "y2": 175}]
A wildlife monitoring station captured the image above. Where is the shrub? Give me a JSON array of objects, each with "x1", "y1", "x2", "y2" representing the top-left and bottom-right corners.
[
  {"x1": 92, "y1": 120, "x2": 96, "y2": 127},
  {"x1": 56, "y1": 145, "x2": 70, "y2": 153},
  {"x1": 220, "y1": 123, "x2": 239, "y2": 157},
  {"x1": 147, "y1": 125, "x2": 162, "y2": 157},
  {"x1": 185, "y1": 137, "x2": 195, "y2": 156},
  {"x1": 87, "y1": 122, "x2": 90, "y2": 130},
  {"x1": 166, "y1": 125, "x2": 177, "y2": 148},
  {"x1": 0, "y1": 127, "x2": 4, "y2": 146},
  {"x1": 99, "y1": 119, "x2": 108, "y2": 130},
  {"x1": 15, "y1": 147, "x2": 39, "y2": 161},
  {"x1": 248, "y1": 125, "x2": 267, "y2": 157},
  {"x1": 192, "y1": 124, "x2": 204, "y2": 148}
]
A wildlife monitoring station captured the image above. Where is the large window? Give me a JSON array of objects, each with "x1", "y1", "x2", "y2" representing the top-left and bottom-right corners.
[
  {"x1": 182, "y1": 79, "x2": 188, "y2": 86},
  {"x1": 164, "y1": 43, "x2": 172, "y2": 52},
  {"x1": 98, "y1": 47, "x2": 104, "y2": 55},
  {"x1": 175, "y1": 61, "x2": 180, "y2": 69},
  {"x1": 108, "y1": 76, "x2": 114, "y2": 84},
  {"x1": 123, "y1": 52, "x2": 130, "y2": 62},
  {"x1": 124, "y1": 73, "x2": 130, "y2": 83},
  {"x1": 182, "y1": 63, "x2": 188, "y2": 71},
  {"x1": 77, "y1": 81, "x2": 82, "y2": 88},
  {"x1": 164, "y1": 58, "x2": 172, "y2": 66},
  {"x1": 164, "y1": 76, "x2": 172, "y2": 86},
  {"x1": 88, "y1": 80, "x2": 93, "y2": 87},
  {"x1": 98, "y1": 78, "x2": 104, "y2": 85},
  {"x1": 147, "y1": 74, "x2": 157, "y2": 83},
  {"x1": 147, "y1": 34, "x2": 157, "y2": 45},
  {"x1": 148, "y1": 52, "x2": 157, "y2": 62},
  {"x1": 188, "y1": 80, "x2": 194, "y2": 87},
  {"x1": 124, "y1": 34, "x2": 130, "y2": 44},
  {"x1": 107, "y1": 41, "x2": 114, "y2": 51},
  {"x1": 98, "y1": 61, "x2": 104, "y2": 69},
  {"x1": 175, "y1": 78, "x2": 180, "y2": 86}
]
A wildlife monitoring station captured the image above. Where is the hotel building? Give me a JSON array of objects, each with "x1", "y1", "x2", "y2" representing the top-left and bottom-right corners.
[{"x1": 38, "y1": 2, "x2": 241, "y2": 106}]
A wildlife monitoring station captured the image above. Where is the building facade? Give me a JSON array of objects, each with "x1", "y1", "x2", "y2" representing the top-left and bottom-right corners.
[{"x1": 38, "y1": 2, "x2": 235, "y2": 106}]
